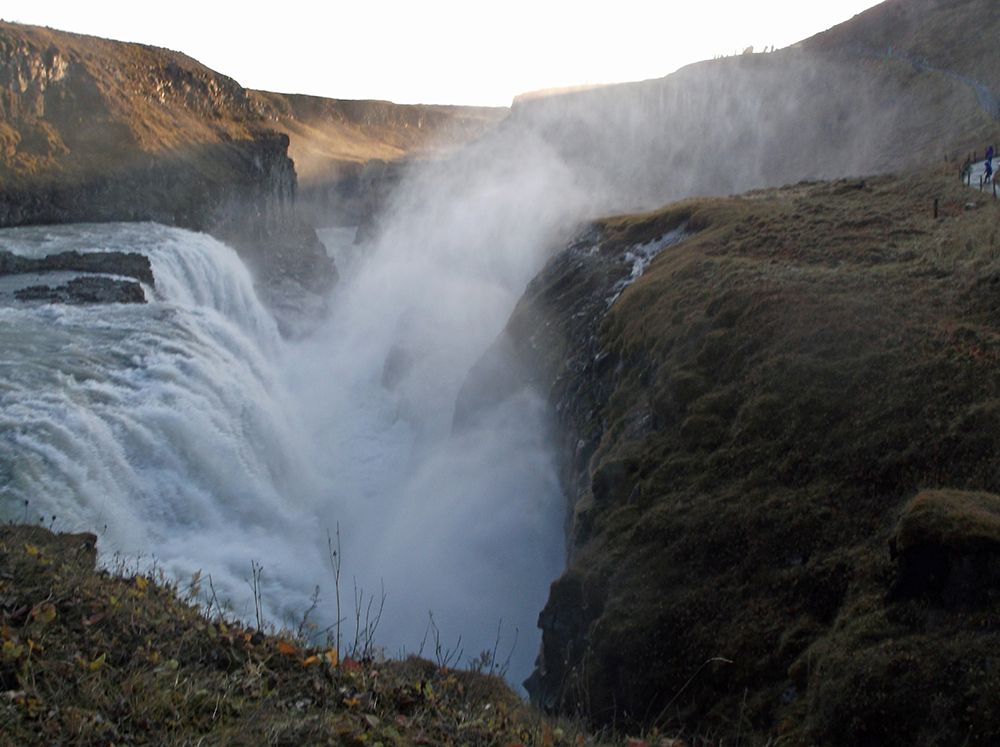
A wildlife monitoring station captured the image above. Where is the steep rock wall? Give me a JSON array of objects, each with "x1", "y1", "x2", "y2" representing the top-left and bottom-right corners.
[{"x1": 0, "y1": 22, "x2": 334, "y2": 296}]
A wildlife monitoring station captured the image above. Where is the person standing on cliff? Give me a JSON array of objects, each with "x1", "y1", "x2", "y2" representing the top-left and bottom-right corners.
[{"x1": 986, "y1": 145, "x2": 994, "y2": 182}]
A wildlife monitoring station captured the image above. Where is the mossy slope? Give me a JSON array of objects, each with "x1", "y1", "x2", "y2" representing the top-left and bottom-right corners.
[{"x1": 510, "y1": 164, "x2": 1000, "y2": 744}]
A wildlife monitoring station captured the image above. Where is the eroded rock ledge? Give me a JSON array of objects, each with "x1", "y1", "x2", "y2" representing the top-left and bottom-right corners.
[
  {"x1": 0, "y1": 249, "x2": 152, "y2": 304},
  {"x1": 0, "y1": 250, "x2": 153, "y2": 285}
]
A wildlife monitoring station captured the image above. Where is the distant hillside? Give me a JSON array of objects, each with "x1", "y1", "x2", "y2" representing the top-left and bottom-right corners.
[
  {"x1": 502, "y1": 0, "x2": 998, "y2": 216},
  {"x1": 0, "y1": 22, "x2": 504, "y2": 187},
  {"x1": 253, "y1": 91, "x2": 504, "y2": 225},
  {"x1": 805, "y1": 0, "x2": 1000, "y2": 105},
  {"x1": 0, "y1": 21, "x2": 505, "y2": 285}
]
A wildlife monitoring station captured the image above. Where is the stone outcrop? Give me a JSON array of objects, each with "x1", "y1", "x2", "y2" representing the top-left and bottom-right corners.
[
  {"x1": 14, "y1": 275, "x2": 145, "y2": 304},
  {"x1": 888, "y1": 489, "x2": 1000, "y2": 607},
  {"x1": 0, "y1": 249, "x2": 153, "y2": 285}
]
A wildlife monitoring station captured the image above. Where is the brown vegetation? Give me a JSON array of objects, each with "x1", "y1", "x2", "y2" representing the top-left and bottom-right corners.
[
  {"x1": 511, "y1": 162, "x2": 1000, "y2": 744},
  {"x1": 0, "y1": 523, "x2": 599, "y2": 747}
]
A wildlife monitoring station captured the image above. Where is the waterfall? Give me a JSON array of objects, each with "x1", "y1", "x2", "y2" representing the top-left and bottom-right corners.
[{"x1": 0, "y1": 141, "x2": 576, "y2": 684}]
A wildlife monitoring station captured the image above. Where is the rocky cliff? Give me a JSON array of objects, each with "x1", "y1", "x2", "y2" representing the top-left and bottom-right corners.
[
  {"x1": 0, "y1": 22, "x2": 506, "y2": 312},
  {"x1": 469, "y1": 164, "x2": 1000, "y2": 744},
  {"x1": 0, "y1": 21, "x2": 334, "y2": 300},
  {"x1": 251, "y1": 91, "x2": 507, "y2": 227}
]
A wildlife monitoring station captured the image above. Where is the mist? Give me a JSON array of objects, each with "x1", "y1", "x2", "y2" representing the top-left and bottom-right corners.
[
  {"x1": 1, "y1": 42, "x2": 974, "y2": 691},
  {"x1": 275, "y1": 125, "x2": 592, "y2": 681},
  {"x1": 257, "y1": 46, "x2": 970, "y2": 681}
]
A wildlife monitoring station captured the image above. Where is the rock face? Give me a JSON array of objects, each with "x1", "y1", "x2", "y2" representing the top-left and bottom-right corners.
[
  {"x1": 466, "y1": 167, "x2": 1000, "y2": 744},
  {"x1": 0, "y1": 249, "x2": 152, "y2": 304},
  {"x1": 14, "y1": 275, "x2": 145, "y2": 304},
  {"x1": 0, "y1": 22, "x2": 335, "y2": 299},
  {"x1": 0, "y1": 250, "x2": 153, "y2": 285}
]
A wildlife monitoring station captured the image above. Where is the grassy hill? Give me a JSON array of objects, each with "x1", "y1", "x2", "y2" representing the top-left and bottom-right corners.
[
  {"x1": 805, "y1": 0, "x2": 1000, "y2": 102},
  {"x1": 505, "y1": 163, "x2": 1000, "y2": 744}
]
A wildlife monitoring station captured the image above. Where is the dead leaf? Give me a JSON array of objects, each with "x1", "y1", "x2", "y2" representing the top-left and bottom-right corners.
[
  {"x1": 277, "y1": 640, "x2": 297, "y2": 655},
  {"x1": 30, "y1": 603, "x2": 56, "y2": 626}
]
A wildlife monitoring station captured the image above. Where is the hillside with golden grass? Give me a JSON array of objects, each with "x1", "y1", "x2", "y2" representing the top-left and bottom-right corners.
[{"x1": 0, "y1": 22, "x2": 504, "y2": 189}]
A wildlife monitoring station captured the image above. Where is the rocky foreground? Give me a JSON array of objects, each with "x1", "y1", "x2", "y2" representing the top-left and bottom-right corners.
[{"x1": 467, "y1": 164, "x2": 1000, "y2": 745}]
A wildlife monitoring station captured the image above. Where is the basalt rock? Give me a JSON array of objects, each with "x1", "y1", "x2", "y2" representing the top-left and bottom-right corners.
[
  {"x1": 0, "y1": 249, "x2": 153, "y2": 285},
  {"x1": 14, "y1": 275, "x2": 145, "y2": 304}
]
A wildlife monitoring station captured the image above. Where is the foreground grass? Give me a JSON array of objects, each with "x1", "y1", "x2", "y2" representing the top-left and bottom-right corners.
[{"x1": 0, "y1": 523, "x2": 617, "y2": 747}]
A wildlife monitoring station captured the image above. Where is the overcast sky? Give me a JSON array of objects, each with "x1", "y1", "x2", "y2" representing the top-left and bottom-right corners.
[{"x1": 7, "y1": 0, "x2": 885, "y2": 107}]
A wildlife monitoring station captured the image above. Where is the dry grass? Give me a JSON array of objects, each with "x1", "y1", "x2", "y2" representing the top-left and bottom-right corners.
[{"x1": 0, "y1": 522, "x2": 622, "y2": 747}]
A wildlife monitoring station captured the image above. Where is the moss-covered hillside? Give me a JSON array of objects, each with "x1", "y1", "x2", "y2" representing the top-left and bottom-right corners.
[{"x1": 502, "y1": 163, "x2": 1000, "y2": 745}]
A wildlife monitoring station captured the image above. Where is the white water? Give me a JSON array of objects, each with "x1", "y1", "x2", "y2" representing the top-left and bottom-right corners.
[{"x1": 0, "y1": 135, "x2": 580, "y2": 685}]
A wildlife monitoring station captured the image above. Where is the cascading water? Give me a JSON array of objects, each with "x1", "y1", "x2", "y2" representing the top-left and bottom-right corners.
[
  {"x1": 0, "y1": 222, "x2": 327, "y2": 622},
  {"x1": 0, "y1": 130, "x2": 588, "y2": 686}
]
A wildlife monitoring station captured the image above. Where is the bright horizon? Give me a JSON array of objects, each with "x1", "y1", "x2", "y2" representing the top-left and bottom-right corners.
[{"x1": 7, "y1": 1, "x2": 886, "y2": 107}]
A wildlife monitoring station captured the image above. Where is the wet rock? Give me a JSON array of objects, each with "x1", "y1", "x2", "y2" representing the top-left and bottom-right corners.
[
  {"x1": 14, "y1": 275, "x2": 145, "y2": 304},
  {"x1": 0, "y1": 250, "x2": 153, "y2": 285}
]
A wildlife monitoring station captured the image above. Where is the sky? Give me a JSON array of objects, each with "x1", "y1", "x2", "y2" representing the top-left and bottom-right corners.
[{"x1": 5, "y1": 0, "x2": 886, "y2": 107}]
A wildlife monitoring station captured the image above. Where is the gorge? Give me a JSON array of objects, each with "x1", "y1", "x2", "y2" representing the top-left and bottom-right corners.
[{"x1": 3, "y1": 1, "x2": 1000, "y2": 744}]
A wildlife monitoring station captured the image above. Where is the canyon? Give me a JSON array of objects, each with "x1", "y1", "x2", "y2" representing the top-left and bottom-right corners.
[{"x1": 2, "y1": 0, "x2": 1000, "y2": 744}]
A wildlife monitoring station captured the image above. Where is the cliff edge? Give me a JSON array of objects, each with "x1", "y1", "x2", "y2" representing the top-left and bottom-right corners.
[{"x1": 479, "y1": 165, "x2": 1000, "y2": 744}]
